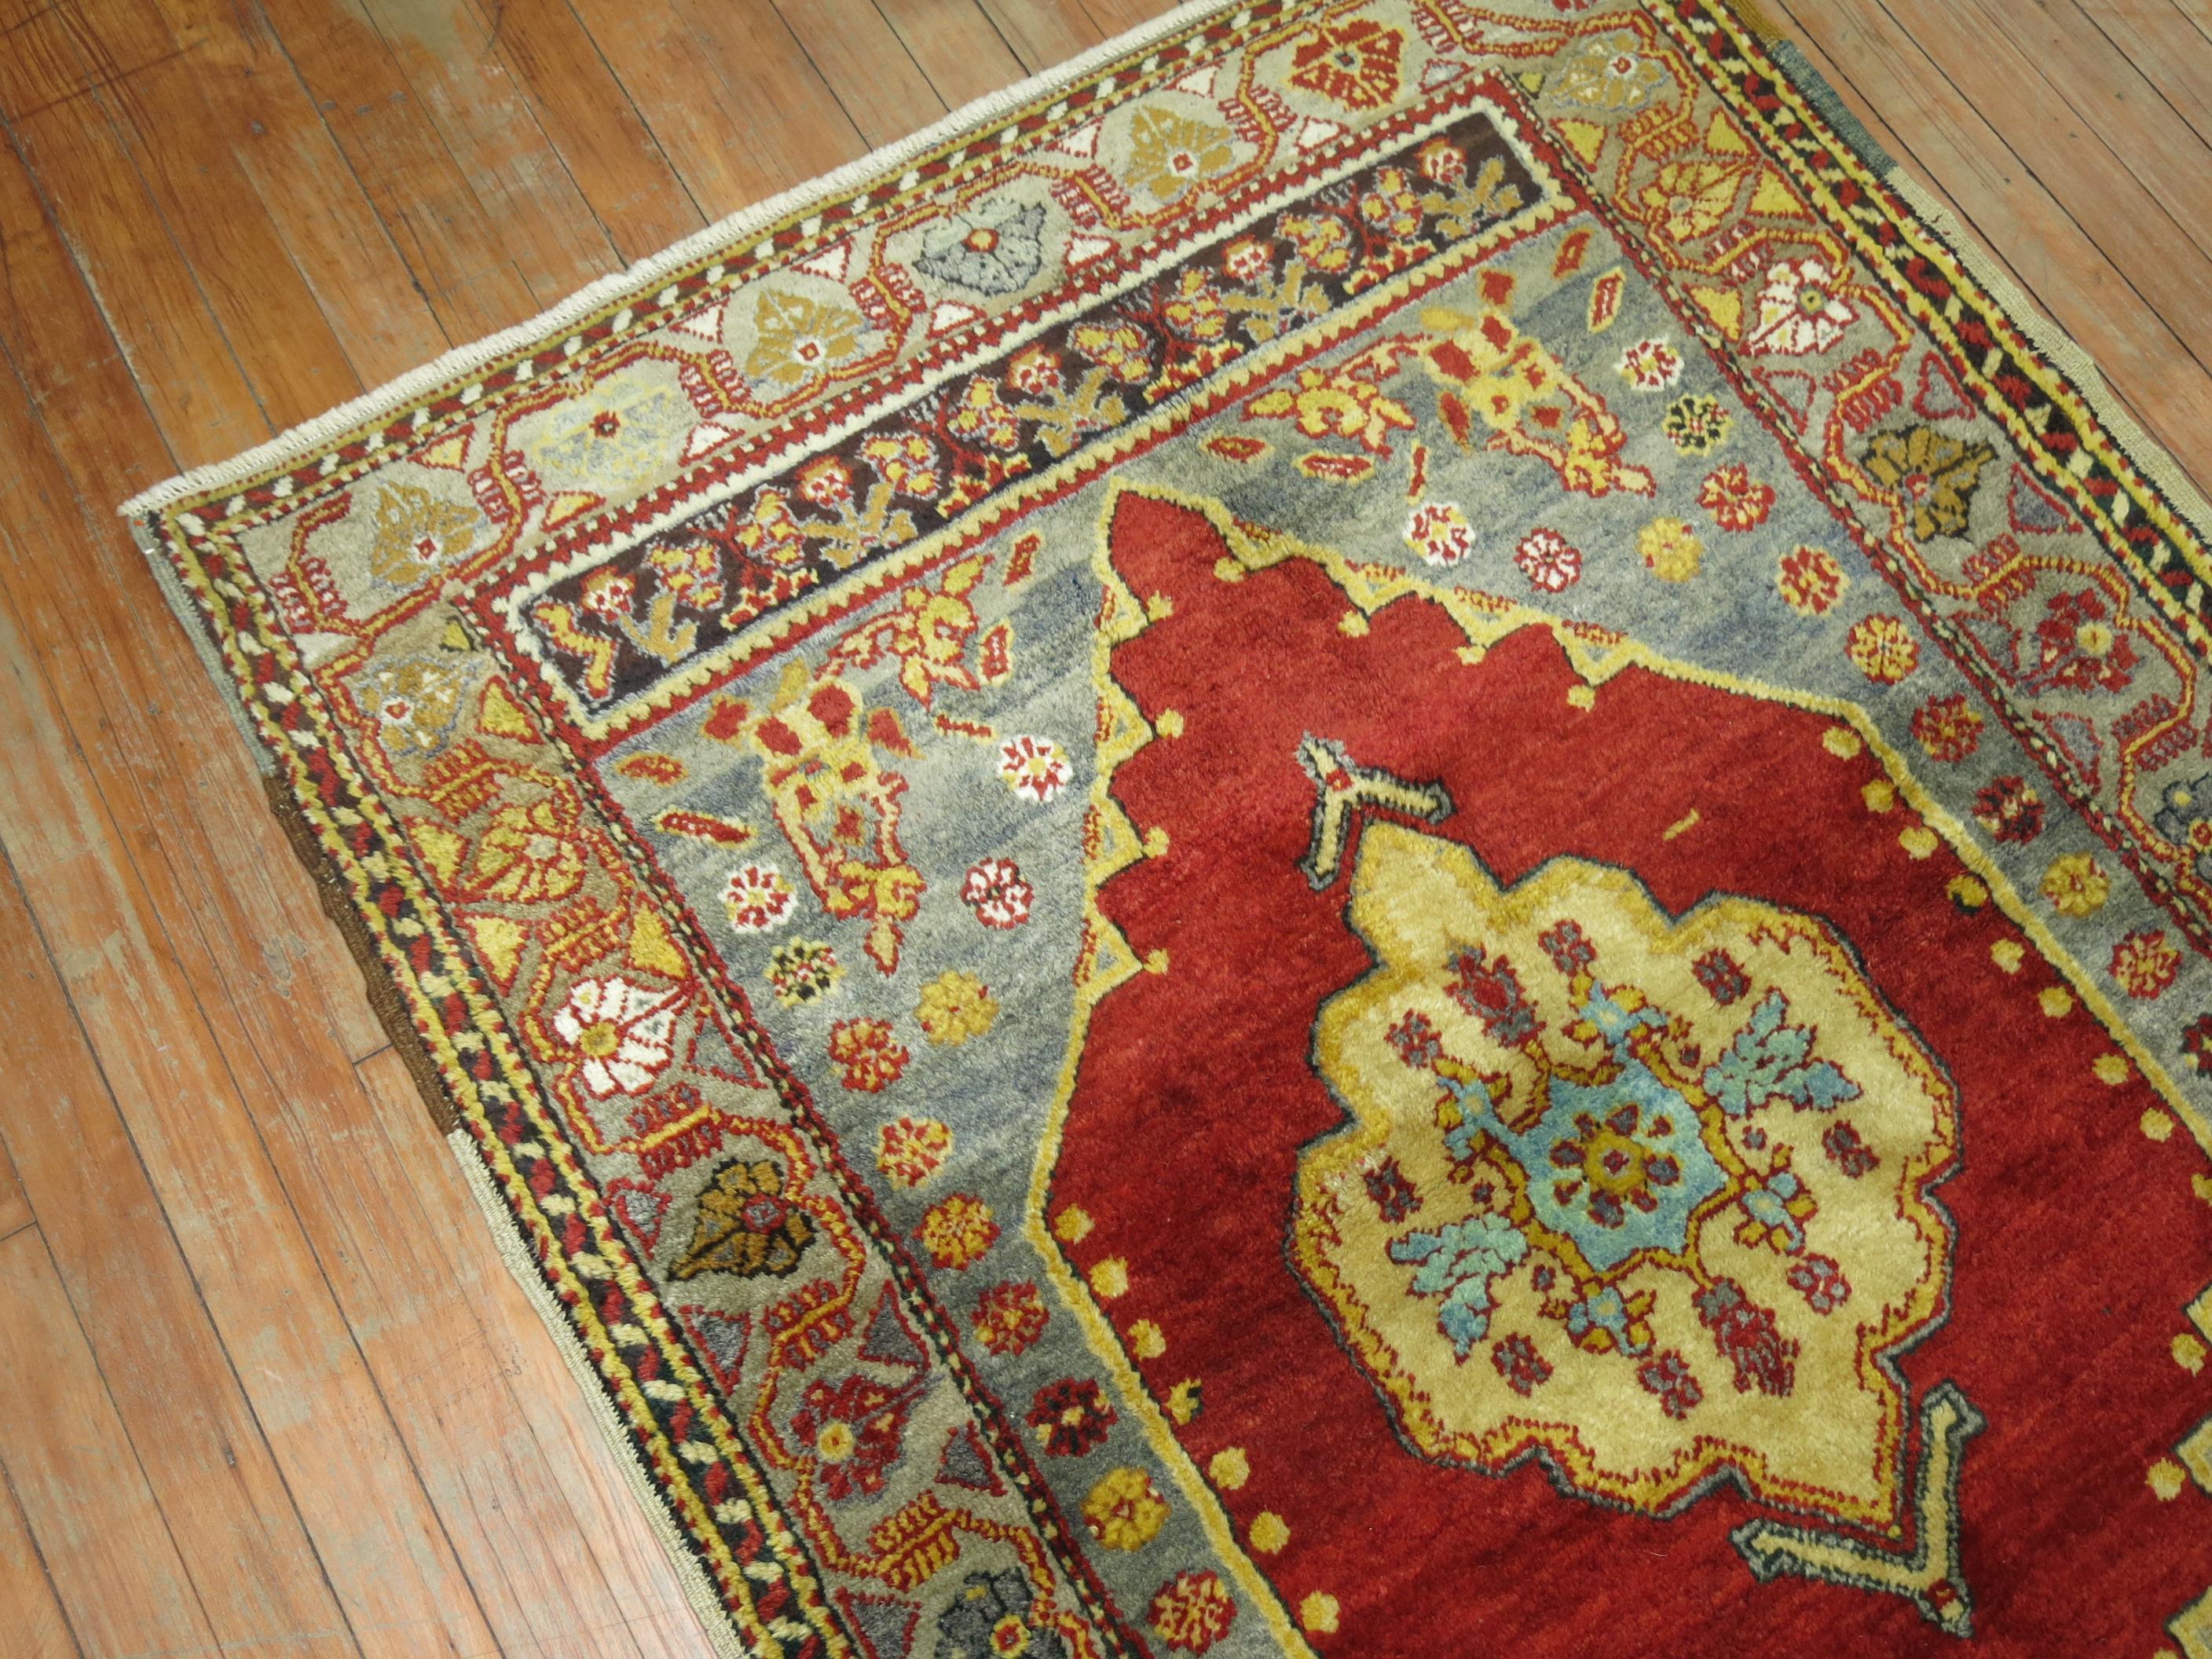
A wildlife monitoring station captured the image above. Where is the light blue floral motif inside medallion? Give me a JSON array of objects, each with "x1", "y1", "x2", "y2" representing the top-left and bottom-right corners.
[{"x1": 1433, "y1": 982, "x2": 1728, "y2": 1276}]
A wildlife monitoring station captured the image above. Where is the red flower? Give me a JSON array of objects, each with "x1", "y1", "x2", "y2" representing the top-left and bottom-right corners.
[
  {"x1": 827, "y1": 1017, "x2": 909, "y2": 1092},
  {"x1": 1972, "y1": 775, "x2": 2044, "y2": 844},
  {"x1": 2027, "y1": 588, "x2": 2139, "y2": 693},
  {"x1": 972, "y1": 1280, "x2": 1050, "y2": 1356},
  {"x1": 1150, "y1": 1570, "x2": 1237, "y2": 1653},
  {"x1": 1026, "y1": 1378, "x2": 1117, "y2": 1456},
  {"x1": 1697, "y1": 463, "x2": 1775, "y2": 531},
  {"x1": 1910, "y1": 694, "x2": 1983, "y2": 762},
  {"x1": 789, "y1": 1374, "x2": 910, "y2": 1500},
  {"x1": 2111, "y1": 930, "x2": 2181, "y2": 1000}
]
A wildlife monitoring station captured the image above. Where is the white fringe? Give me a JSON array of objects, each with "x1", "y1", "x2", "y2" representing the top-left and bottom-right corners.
[{"x1": 117, "y1": 0, "x2": 1254, "y2": 518}]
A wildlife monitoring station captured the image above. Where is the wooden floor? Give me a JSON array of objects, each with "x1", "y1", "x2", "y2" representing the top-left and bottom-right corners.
[{"x1": 0, "y1": 0, "x2": 2206, "y2": 1652}]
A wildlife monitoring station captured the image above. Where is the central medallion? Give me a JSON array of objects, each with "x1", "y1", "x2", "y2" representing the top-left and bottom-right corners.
[{"x1": 1293, "y1": 819, "x2": 1961, "y2": 1529}]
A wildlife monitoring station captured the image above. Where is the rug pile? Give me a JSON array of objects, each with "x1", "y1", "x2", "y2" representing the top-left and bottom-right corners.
[{"x1": 131, "y1": 1, "x2": 2212, "y2": 1651}]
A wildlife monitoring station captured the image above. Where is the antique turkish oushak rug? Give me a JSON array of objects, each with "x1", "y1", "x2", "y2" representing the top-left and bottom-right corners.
[{"x1": 126, "y1": 1, "x2": 2212, "y2": 1652}]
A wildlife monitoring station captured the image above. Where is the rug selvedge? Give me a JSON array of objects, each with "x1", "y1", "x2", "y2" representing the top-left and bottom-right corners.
[{"x1": 132, "y1": 1, "x2": 2212, "y2": 1654}]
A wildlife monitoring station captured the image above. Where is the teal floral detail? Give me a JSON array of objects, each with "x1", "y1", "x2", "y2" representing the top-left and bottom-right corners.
[
  {"x1": 1389, "y1": 1213, "x2": 1529, "y2": 1358},
  {"x1": 1701, "y1": 990, "x2": 1860, "y2": 1116}
]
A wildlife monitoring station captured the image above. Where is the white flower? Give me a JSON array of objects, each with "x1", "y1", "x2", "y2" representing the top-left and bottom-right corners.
[
  {"x1": 1748, "y1": 257, "x2": 1855, "y2": 357},
  {"x1": 998, "y1": 735, "x2": 1071, "y2": 804},
  {"x1": 1404, "y1": 501, "x2": 1474, "y2": 567},
  {"x1": 1617, "y1": 338, "x2": 1683, "y2": 390},
  {"x1": 723, "y1": 863, "x2": 795, "y2": 932},
  {"x1": 963, "y1": 858, "x2": 1034, "y2": 928},
  {"x1": 1514, "y1": 528, "x2": 1582, "y2": 592},
  {"x1": 551, "y1": 976, "x2": 680, "y2": 1098}
]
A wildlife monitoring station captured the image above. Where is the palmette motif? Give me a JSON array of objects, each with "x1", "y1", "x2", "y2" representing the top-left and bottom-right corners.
[{"x1": 132, "y1": 0, "x2": 2212, "y2": 1654}]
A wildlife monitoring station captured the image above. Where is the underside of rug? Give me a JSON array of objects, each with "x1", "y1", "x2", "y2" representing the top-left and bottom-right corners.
[{"x1": 130, "y1": 1, "x2": 2212, "y2": 1652}]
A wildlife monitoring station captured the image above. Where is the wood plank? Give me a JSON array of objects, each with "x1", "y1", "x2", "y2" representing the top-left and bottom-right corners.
[
  {"x1": 0, "y1": 1463, "x2": 79, "y2": 1659},
  {"x1": 2075, "y1": 0, "x2": 2212, "y2": 157},
  {"x1": 1770, "y1": 0, "x2": 2212, "y2": 496},
  {"x1": 346, "y1": 0, "x2": 624, "y2": 302},
  {"x1": 0, "y1": 153, "x2": 394, "y2": 1064},
  {"x1": 969, "y1": 0, "x2": 1100, "y2": 75},
  {"x1": 0, "y1": 1126, "x2": 28, "y2": 1244},
  {"x1": 5, "y1": 0, "x2": 362, "y2": 434},
  {"x1": 253, "y1": 0, "x2": 546, "y2": 342},
  {"x1": 775, "y1": 0, "x2": 950, "y2": 148},
  {"x1": 562, "y1": 0, "x2": 864, "y2": 219},
  {"x1": 874, "y1": 0, "x2": 1029, "y2": 111},
  {"x1": 1957, "y1": 0, "x2": 2212, "y2": 272},
  {"x1": 455, "y1": 0, "x2": 709, "y2": 264},
  {"x1": 0, "y1": 1227, "x2": 226, "y2": 1659},
  {"x1": 1850, "y1": 0, "x2": 2212, "y2": 412},
  {"x1": 118, "y1": 0, "x2": 456, "y2": 399},
  {"x1": 0, "y1": 720, "x2": 364, "y2": 1659},
  {"x1": 0, "y1": 14, "x2": 271, "y2": 471},
  {"x1": 1075, "y1": 0, "x2": 1167, "y2": 45},
  {"x1": 354, "y1": 1051, "x2": 721, "y2": 1659}
]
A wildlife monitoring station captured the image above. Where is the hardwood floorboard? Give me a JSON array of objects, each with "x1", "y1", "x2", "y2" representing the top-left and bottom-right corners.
[
  {"x1": 776, "y1": 0, "x2": 952, "y2": 148},
  {"x1": 0, "y1": 1, "x2": 2207, "y2": 1654},
  {"x1": 0, "y1": 1226, "x2": 231, "y2": 1659},
  {"x1": 0, "y1": 1115, "x2": 29, "y2": 1244},
  {"x1": 0, "y1": 814, "x2": 366, "y2": 1659},
  {"x1": 873, "y1": 0, "x2": 1031, "y2": 109},
  {"x1": 456, "y1": 0, "x2": 709, "y2": 263},
  {"x1": 971, "y1": 0, "x2": 1101, "y2": 74},
  {"x1": 0, "y1": 1460, "x2": 80, "y2": 1659}
]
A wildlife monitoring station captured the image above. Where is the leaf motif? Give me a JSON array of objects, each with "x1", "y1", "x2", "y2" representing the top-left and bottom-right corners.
[{"x1": 1701, "y1": 989, "x2": 1862, "y2": 1115}]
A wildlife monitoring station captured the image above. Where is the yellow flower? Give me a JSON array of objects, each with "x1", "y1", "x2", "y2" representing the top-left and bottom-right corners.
[
  {"x1": 1637, "y1": 159, "x2": 1744, "y2": 242},
  {"x1": 1281, "y1": 212, "x2": 1355, "y2": 274},
  {"x1": 1124, "y1": 107, "x2": 1235, "y2": 201},
  {"x1": 914, "y1": 1193, "x2": 998, "y2": 1269},
  {"x1": 366, "y1": 482, "x2": 479, "y2": 587},
  {"x1": 1845, "y1": 613, "x2": 1918, "y2": 684},
  {"x1": 1246, "y1": 363, "x2": 1412, "y2": 455},
  {"x1": 1083, "y1": 1467, "x2": 1169, "y2": 1550},
  {"x1": 466, "y1": 795, "x2": 584, "y2": 904},
  {"x1": 915, "y1": 969, "x2": 998, "y2": 1045},
  {"x1": 1071, "y1": 320, "x2": 1152, "y2": 383},
  {"x1": 1637, "y1": 516, "x2": 1702, "y2": 582},
  {"x1": 745, "y1": 289, "x2": 866, "y2": 389},
  {"x1": 2041, "y1": 852, "x2": 2109, "y2": 918}
]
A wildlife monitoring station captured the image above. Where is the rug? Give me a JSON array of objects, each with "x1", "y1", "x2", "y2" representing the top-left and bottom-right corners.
[{"x1": 126, "y1": 1, "x2": 2212, "y2": 1652}]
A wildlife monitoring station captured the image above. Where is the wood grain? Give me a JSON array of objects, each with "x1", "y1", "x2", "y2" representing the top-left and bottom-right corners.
[{"x1": 0, "y1": 0, "x2": 2204, "y2": 1654}]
